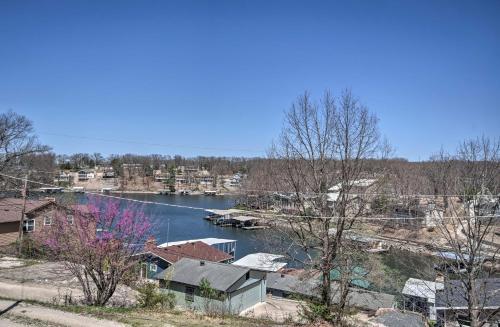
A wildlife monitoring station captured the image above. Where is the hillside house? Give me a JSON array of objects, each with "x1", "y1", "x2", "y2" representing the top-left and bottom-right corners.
[
  {"x1": 156, "y1": 258, "x2": 267, "y2": 314},
  {"x1": 0, "y1": 198, "x2": 75, "y2": 246},
  {"x1": 266, "y1": 272, "x2": 395, "y2": 313},
  {"x1": 136, "y1": 238, "x2": 233, "y2": 280},
  {"x1": 435, "y1": 278, "x2": 500, "y2": 327}
]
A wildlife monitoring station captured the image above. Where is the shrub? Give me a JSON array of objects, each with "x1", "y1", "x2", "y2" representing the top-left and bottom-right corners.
[
  {"x1": 136, "y1": 282, "x2": 176, "y2": 309},
  {"x1": 299, "y1": 301, "x2": 333, "y2": 323}
]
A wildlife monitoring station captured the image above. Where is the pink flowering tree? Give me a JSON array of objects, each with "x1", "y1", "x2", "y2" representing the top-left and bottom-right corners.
[{"x1": 38, "y1": 196, "x2": 151, "y2": 306}]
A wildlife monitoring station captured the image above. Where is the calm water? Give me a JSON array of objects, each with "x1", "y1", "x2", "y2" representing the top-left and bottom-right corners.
[{"x1": 70, "y1": 193, "x2": 436, "y2": 293}]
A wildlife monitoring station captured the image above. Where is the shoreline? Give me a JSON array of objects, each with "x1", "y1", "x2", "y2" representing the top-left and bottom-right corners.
[{"x1": 59, "y1": 189, "x2": 239, "y2": 196}]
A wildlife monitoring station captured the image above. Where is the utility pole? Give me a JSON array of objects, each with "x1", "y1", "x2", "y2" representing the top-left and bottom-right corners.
[{"x1": 17, "y1": 172, "x2": 29, "y2": 256}]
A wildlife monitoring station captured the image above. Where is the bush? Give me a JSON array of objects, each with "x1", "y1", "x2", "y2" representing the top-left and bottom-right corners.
[
  {"x1": 299, "y1": 301, "x2": 334, "y2": 323},
  {"x1": 136, "y1": 282, "x2": 176, "y2": 309}
]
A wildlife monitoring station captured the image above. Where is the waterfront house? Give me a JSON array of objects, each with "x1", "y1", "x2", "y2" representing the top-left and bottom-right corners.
[
  {"x1": 156, "y1": 258, "x2": 267, "y2": 314},
  {"x1": 435, "y1": 278, "x2": 500, "y2": 326},
  {"x1": 54, "y1": 171, "x2": 71, "y2": 184},
  {"x1": 102, "y1": 167, "x2": 115, "y2": 178},
  {"x1": 78, "y1": 170, "x2": 89, "y2": 181},
  {"x1": 136, "y1": 238, "x2": 233, "y2": 280},
  {"x1": 402, "y1": 278, "x2": 444, "y2": 321}
]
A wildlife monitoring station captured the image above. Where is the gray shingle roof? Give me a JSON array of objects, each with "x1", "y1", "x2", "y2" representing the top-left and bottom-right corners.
[
  {"x1": 267, "y1": 272, "x2": 395, "y2": 311},
  {"x1": 436, "y1": 278, "x2": 500, "y2": 309},
  {"x1": 155, "y1": 258, "x2": 251, "y2": 292},
  {"x1": 267, "y1": 272, "x2": 319, "y2": 297}
]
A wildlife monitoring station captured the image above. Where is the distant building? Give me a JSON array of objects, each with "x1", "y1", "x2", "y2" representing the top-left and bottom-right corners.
[
  {"x1": 54, "y1": 171, "x2": 71, "y2": 183},
  {"x1": 156, "y1": 258, "x2": 267, "y2": 314},
  {"x1": 102, "y1": 167, "x2": 115, "y2": 178}
]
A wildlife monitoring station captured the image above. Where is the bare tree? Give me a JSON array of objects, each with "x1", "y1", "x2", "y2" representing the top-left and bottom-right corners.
[
  {"x1": 432, "y1": 136, "x2": 500, "y2": 327},
  {"x1": 267, "y1": 90, "x2": 380, "y2": 324},
  {"x1": 0, "y1": 110, "x2": 50, "y2": 173}
]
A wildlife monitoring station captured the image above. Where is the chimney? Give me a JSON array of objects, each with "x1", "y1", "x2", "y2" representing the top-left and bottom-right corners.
[
  {"x1": 145, "y1": 236, "x2": 157, "y2": 250},
  {"x1": 200, "y1": 260, "x2": 205, "y2": 266}
]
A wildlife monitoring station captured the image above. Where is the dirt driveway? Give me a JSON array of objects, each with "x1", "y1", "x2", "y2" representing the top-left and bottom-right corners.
[
  {"x1": 0, "y1": 257, "x2": 136, "y2": 306},
  {"x1": 0, "y1": 299, "x2": 126, "y2": 327},
  {"x1": 241, "y1": 296, "x2": 302, "y2": 322}
]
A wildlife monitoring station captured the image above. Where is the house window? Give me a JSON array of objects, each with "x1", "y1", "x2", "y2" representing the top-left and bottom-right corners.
[
  {"x1": 246, "y1": 272, "x2": 250, "y2": 280},
  {"x1": 23, "y1": 219, "x2": 35, "y2": 232},
  {"x1": 150, "y1": 263, "x2": 157, "y2": 272},
  {"x1": 185, "y1": 286, "x2": 194, "y2": 302},
  {"x1": 44, "y1": 216, "x2": 52, "y2": 226},
  {"x1": 67, "y1": 215, "x2": 74, "y2": 225}
]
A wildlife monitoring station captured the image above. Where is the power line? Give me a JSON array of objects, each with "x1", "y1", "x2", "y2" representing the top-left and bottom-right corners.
[{"x1": 0, "y1": 172, "x2": 498, "y2": 221}]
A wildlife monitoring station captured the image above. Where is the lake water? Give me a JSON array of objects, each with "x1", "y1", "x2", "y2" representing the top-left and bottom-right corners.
[{"x1": 71, "y1": 193, "x2": 437, "y2": 294}]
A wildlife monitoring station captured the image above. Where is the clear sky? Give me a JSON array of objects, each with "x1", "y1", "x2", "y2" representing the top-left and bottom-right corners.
[{"x1": 1, "y1": 0, "x2": 499, "y2": 160}]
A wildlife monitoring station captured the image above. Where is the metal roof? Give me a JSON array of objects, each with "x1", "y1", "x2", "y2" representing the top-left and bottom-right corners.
[
  {"x1": 232, "y1": 253, "x2": 287, "y2": 272},
  {"x1": 158, "y1": 237, "x2": 236, "y2": 248},
  {"x1": 231, "y1": 215, "x2": 262, "y2": 222},
  {"x1": 205, "y1": 208, "x2": 243, "y2": 216},
  {"x1": 402, "y1": 278, "x2": 444, "y2": 303},
  {"x1": 155, "y1": 258, "x2": 251, "y2": 292}
]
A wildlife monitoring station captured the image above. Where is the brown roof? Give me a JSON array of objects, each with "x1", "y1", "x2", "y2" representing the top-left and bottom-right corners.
[
  {"x1": 146, "y1": 241, "x2": 233, "y2": 264},
  {"x1": 0, "y1": 198, "x2": 55, "y2": 224}
]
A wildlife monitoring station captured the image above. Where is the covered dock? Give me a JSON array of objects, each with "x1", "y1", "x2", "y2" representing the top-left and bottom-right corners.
[
  {"x1": 232, "y1": 253, "x2": 287, "y2": 272},
  {"x1": 231, "y1": 215, "x2": 263, "y2": 227}
]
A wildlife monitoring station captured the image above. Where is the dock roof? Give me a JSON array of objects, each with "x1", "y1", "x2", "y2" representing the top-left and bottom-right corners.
[
  {"x1": 231, "y1": 215, "x2": 262, "y2": 222},
  {"x1": 232, "y1": 253, "x2": 287, "y2": 272},
  {"x1": 205, "y1": 208, "x2": 243, "y2": 216},
  {"x1": 158, "y1": 237, "x2": 236, "y2": 248}
]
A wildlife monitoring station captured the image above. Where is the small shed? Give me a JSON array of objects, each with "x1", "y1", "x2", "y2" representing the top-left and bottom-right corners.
[{"x1": 401, "y1": 278, "x2": 443, "y2": 320}]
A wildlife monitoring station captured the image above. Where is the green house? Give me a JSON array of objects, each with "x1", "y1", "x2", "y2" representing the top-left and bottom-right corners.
[{"x1": 156, "y1": 258, "x2": 266, "y2": 314}]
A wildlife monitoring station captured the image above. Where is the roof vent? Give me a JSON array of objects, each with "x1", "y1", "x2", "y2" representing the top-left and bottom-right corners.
[{"x1": 200, "y1": 260, "x2": 205, "y2": 266}]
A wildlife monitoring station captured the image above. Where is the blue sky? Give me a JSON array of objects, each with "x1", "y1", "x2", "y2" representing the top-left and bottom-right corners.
[{"x1": 1, "y1": 0, "x2": 499, "y2": 160}]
